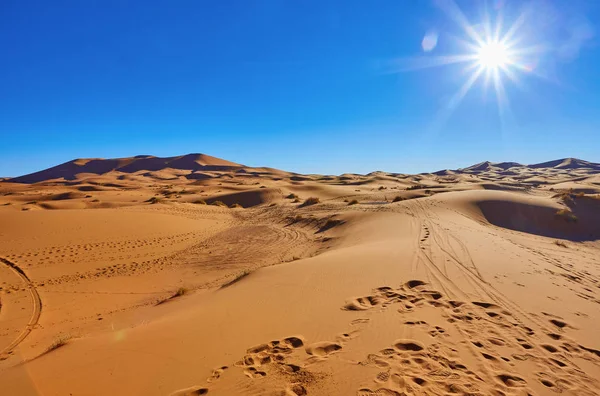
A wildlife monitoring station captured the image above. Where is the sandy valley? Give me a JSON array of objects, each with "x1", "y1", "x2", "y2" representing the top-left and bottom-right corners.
[{"x1": 1, "y1": 154, "x2": 599, "y2": 396}]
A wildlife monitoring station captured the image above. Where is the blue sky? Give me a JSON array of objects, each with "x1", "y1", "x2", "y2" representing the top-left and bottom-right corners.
[{"x1": 1, "y1": 0, "x2": 599, "y2": 176}]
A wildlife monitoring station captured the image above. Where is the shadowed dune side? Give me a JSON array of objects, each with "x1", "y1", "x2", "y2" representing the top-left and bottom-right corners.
[
  {"x1": 119, "y1": 154, "x2": 241, "y2": 173},
  {"x1": 49, "y1": 192, "x2": 88, "y2": 201},
  {"x1": 9, "y1": 154, "x2": 243, "y2": 184},
  {"x1": 529, "y1": 158, "x2": 600, "y2": 170},
  {"x1": 203, "y1": 188, "x2": 282, "y2": 208},
  {"x1": 185, "y1": 172, "x2": 214, "y2": 180},
  {"x1": 479, "y1": 182, "x2": 526, "y2": 192},
  {"x1": 478, "y1": 197, "x2": 600, "y2": 241},
  {"x1": 432, "y1": 190, "x2": 600, "y2": 241},
  {"x1": 546, "y1": 182, "x2": 600, "y2": 194},
  {"x1": 75, "y1": 185, "x2": 111, "y2": 192},
  {"x1": 10, "y1": 158, "x2": 129, "y2": 183},
  {"x1": 2, "y1": 155, "x2": 600, "y2": 395}
]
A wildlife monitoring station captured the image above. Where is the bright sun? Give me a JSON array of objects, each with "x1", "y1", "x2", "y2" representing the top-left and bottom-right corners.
[
  {"x1": 395, "y1": 1, "x2": 545, "y2": 124},
  {"x1": 477, "y1": 41, "x2": 511, "y2": 69}
]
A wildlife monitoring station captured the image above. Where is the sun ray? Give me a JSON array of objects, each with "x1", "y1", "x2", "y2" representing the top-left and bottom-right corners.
[
  {"x1": 482, "y1": 5, "x2": 493, "y2": 41},
  {"x1": 501, "y1": 9, "x2": 528, "y2": 45},
  {"x1": 384, "y1": 54, "x2": 477, "y2": 73},
  {"x1": 493, "y1": 67, "x2": 517, "y2": 133},
  {"x1": 447, "y1": 66, "x2": 485, "y2": 111},
  {"x1": 451, "y1": 36, "x2": 485, "y2": 55},
  {"x1": 422, "y1": 66, "x2": 486, "y2": 141},
  {"x1": 493, "y1": 10, "x2": 504, "y2": 43},
  {"x1": 493, "y1": 69, "x2": 507, "y2": 116},
  {"x1": 499, "y1": 64, "x2": 524, "y2": 89},
  {"x1": 434, "y1": 0, "x2": 485, "y2": 47},
  {"x1": 482, "y1": 67, "x2": 493, "y2": 97},
  {"x1": 509, "y1": 44, "x2": 547, "y2": 57},
  {"x1": 402, "y1": 1, "x2": 549, "y2": 127}
]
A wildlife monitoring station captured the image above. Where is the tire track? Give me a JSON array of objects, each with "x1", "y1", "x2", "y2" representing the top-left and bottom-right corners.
[
  {"x1": 408, "y1": 199, "x2": 572, "y2": 339},
  {"x1": 0, "y1": 257, "x2": 42, "y2": 356},
  {"x1": 409, "y1": 200, "x2": 469, "y2": 300}
]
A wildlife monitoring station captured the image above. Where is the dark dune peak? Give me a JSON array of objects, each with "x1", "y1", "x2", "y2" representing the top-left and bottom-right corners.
[
  {"x1": 493, "y1": 162, "x2": 522, "y2": 170},
  {"x1": 529, "y1": 158, "x2": 600, "y2": 170},
  {"x1": 7, "y1": 155, "x2": 600, "y2": 184},
  {"x1": 462, "y1": 161, "x2": 495, "y2": 172},
  {"x1": 458, "y1": 158, "x2": 598, "y2": 173},
  {"x1": 9, "y1": 153, "x2": 244, "y2": 184}
]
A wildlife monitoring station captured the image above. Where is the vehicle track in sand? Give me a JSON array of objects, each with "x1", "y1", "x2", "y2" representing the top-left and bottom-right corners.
[
  {"x1": 410, "y1": 199, "x2": 530, "y2": 311},
  {"x1": 344, "y1": 199, "x2": 600, "y2": 395},
  {"x1": 0, "y1": 257, "x2": 42, "y2": 357},
  {"x1": 406, "y1": 198, "x2": 595, "y2": 342}
]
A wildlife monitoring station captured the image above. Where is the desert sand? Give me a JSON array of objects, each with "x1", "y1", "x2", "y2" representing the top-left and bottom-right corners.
[{"x1": 0, "y1": 154, "x2": 599, "y2": 396}]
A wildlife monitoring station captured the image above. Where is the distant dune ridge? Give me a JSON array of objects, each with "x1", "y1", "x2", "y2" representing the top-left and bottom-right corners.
[
  {"x1": 1, "y1": 153, "x2": 600, "y2": 395},
  {"x1": 8, "y1": 153, "x2": 243, "y2": 183},
  {"x1": 6, "y1": 154, "x2": 600, "y2": 184},
  {"x1": 453, "y1": 157, "x2": 600, "y2": 174}
]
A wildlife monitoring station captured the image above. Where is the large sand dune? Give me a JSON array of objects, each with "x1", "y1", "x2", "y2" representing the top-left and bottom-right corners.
[{"x1": 1, "y1": 155, "x2": 599, "y2": 395}]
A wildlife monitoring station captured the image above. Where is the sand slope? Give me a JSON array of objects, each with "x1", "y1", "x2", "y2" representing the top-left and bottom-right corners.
[
  {"x1": 9, "y1": 154, "x2": 243, "y2": 184},
  {"x1": 1, "y1": 155, "x2": 599, "y2": 395}
]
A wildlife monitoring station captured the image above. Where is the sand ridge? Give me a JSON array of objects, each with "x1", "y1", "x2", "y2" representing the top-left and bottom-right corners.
[{"x1": 0, "y1": 154, "x2": 599, "y2": 395}]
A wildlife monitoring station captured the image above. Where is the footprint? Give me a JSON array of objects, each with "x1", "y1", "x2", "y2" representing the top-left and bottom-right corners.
[
  {"x1": 481, "y1": 352, "x2": 497, "y2": 361},
  {"x1": 540, "y1": 378, "x2": 555, "y2": 388},
  {"x1": 169, "y1": 386, "x2": 208, "y2": 396},
  {"x1": 580, "y1": 344, "x2": 600, "y2": 358},
  {"x1": 282, "y1": 363, "x2": 302, "y2": 373},
  {"x1": 206, "y1": 366, "x2": 228, "y2": 383},
  {"x1": 343, "y1": 295, "x2": 383, "y2": 311},
  {"x1": 406, "y1": 280, "x2": 426, "y2": 289},
  {"x1": 379, "y1": 348, "x2": 396, "y2": 356},
  {"x1": 364, "y1": 353, "x2": 391, "y2": 368},
  {"x1": 343, "y1": 281, "x2": 599, "y2": 395},
  {"x1": 375, "y1": 371, "x2": 390, "y2": 383},
  {"x1": 405, "y1": 320, "x2": 427, "y2": 326},
  {"x1": 488, "y1": 338, "x2": 505, "y2": 346},
  {"x1": 423, "y1": 290, "x2": 443, "y2": 300},
  {"x1": 393, "y1": 340, "x2": 425, "y2": 352},
  {"x1": 496, "y1": 373, "x2": 527, "y2": 387},
  {"x1": 541, "y1": 344, "x2": 558, "y2": 353},
  {"x1": 336, "y1": 332, "x2": 356, "y2": 342},
  {"x1": 428, "y1": 300, "x2": 448, "y2": 308},
  {"x1": 286, "y1": 384, "x2": 307, "y2": 395},
  {"x1": 357, "y1": 388, "x2": 404, "y2": 396},
  {"x1": 549, "y1": 319, "x2": 568, "y2": 329},
  {"x1": 236, "y1": 334, "x2": 307, "y2": 379},
  {"x1": 472, "y1": 301, "x2": 499, "y2": 309},
  {"x1": 550, "y1": 358, "x2": 567, "y2": 367},
  {"x1": 428, "y1": 326, "x2": 446, "y2": 338},
  {"x1": 243, "y1": 367, "x2": 267, "y2": 378},
  {"x1": 305, "y1": 341, "x2": 342, "y2": 356},
  {"x1": 282, "y1": 336, "x2": 304, "y2": 349},
  {"x1": 412, "y1": 377, "x2": 426, "y2": 386}
]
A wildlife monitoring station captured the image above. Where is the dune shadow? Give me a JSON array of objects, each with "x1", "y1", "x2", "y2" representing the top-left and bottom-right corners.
[{"x1": 478, "y1": 198, "x2": 600, "y2": 241}]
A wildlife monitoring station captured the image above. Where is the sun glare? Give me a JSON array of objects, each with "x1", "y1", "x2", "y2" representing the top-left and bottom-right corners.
[
  {"x1": 393, "y1": 1, "x2": 546, "y2": 126},
  {"x1": 477, "y1": 41, "x2": 510, "y2": 69}
]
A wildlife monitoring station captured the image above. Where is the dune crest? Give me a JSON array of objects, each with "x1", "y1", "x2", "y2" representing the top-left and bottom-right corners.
[
  {"x1": 1, "y1": 154, "x2": 599, "y2": 395},
  {"x1": 9, "y1": 153, "x2": 244, "y2": 184}
]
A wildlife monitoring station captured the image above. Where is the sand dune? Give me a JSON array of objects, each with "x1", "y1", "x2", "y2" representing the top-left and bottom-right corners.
[
  {"x1": 1, "y1": 155, "x2": 599, "y2": 395},
  {"x1": 9, "y1": 153, "x2": 243, "y2": 184}
]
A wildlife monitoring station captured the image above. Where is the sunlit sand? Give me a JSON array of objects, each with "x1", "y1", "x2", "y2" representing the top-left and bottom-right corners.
[{"x1": 1, "y1": 154, "x2": 599, "y2": 395}]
